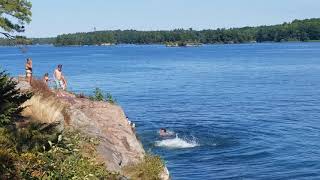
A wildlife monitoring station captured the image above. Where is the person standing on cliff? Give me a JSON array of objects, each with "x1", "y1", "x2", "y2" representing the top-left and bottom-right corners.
[
  {"x1": 25, "y1": 58, "x2": 32, "y2": 84},
  {"x1": 54, "y1": 64, "x2": 67, "y2": 90}
]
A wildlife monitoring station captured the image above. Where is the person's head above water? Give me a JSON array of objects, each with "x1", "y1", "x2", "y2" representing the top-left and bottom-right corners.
[
  {"x1": 160, "y1": 128, "x2": 167, "y2": 133},
  {"x1": 159, "y1": 128, "x2": 174, "y2": 137}
]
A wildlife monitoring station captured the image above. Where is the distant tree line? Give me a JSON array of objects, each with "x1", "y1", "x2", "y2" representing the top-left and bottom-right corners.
[
  {"x1": 53, "y1": 18, "x2": 320, "y2": 46},
  {"x1": 31, "y1": 37, "x2": 56, "y2": 45},
  {"x1": 0, "y1": 37, "x2": 56, "y2": 46},
  {"x1": 0, "y1": 18, "x2": 320, "y2": 46},
  {"x1": 0, "y1": 37, "x2": 33, "y2": 46}
]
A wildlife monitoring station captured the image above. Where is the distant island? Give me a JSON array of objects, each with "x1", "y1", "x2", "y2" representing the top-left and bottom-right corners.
[{"x1": 1, "y1": 18, "x2": 320, "y2": 46}]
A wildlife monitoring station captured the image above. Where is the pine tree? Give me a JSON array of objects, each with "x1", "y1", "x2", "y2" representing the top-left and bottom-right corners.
[
  {"x1": 0, "y1": 70, "x2": 31, "y2": 127},
  {"x1": 0, "y1": 0, "x2": 32, "y2": 37}
]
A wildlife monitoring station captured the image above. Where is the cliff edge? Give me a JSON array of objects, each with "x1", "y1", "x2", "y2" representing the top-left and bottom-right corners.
[
  {"x1": 18, "y1": 79, "x2": 170, "y2": 179},
  {"x1": 61, "y1": 95, "x2": 144, "y2": 171}
]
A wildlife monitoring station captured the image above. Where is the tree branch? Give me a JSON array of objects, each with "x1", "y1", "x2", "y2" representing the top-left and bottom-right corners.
[{"x1": 0, "y1": 31, "x2": 15, "y2": 39}]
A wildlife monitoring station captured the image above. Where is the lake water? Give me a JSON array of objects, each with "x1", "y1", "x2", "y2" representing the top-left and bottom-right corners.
[{"x1": 1, "y1": 43, "x2": 320, "y2": 179}]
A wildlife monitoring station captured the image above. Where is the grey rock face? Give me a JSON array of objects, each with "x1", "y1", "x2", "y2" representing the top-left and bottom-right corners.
[{"x1": 61, "y1": 97, "x2": 145, "y2": 171}]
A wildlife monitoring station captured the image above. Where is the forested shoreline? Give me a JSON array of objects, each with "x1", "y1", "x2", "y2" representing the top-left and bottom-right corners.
[{"x1": 1, "y1": 18, "x2": 320, "y2": 46}]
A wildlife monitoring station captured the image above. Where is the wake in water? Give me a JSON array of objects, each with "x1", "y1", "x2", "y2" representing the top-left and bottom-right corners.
[{"x1": 155, "y1": 134, "x2": 199, "y2": 149}]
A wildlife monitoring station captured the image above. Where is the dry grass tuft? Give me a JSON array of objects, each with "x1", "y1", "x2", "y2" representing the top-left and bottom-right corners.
[
  {"x1": 61, "y1": 107, "x2": 71, "y2": 125},
  {"x1": 22, "y1": 78, "x2": 70, "y2": 126},
  {"x1": 22, "y1": 94, "x2": 66, "y2": 125},
  {"x1": 31, "y1": 78, "x2": 54, "y2": 98}
]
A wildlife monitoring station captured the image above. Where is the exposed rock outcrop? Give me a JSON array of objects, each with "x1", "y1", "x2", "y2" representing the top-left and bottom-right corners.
[
  {"x1": 60, "y1": 96, "x2": 145, "y2": 171},
  {"x1": 18, "y1": 79, "x2": 170, "y2": 179}
]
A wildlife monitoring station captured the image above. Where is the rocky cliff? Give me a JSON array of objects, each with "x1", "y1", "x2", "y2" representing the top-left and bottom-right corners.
[
  {"x1": 18, "y1": 79, "x2": 170, "y2": 179},
  {"x1": 61, "y1": 95, "x2": 145, "y2": 171}
]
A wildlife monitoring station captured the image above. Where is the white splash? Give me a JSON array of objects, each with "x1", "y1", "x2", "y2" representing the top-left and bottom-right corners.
[{"x1": 155, "y1": 135, "x2": 199, "y2": 149}]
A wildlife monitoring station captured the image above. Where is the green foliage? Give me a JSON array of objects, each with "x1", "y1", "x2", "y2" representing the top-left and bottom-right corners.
[
  {"x1": 106, "y1": 92, "x2": 116, "y2": 104},
  {"x1": 14, "y1": 122, "x2": 59, "y2": 153},
  {"x1": 0, "y1": 147, "x2": 17, "y2": 179},
  {"x1": 0, "y1": 70, "x2": 31, "y2": 127},
  {"x1": 18, "y1": 129, "x2": 118, "y2": 179},
  {"x1": 0, "y1": 127, "x2": 118, "y2": 179},
  {"x1": 0, "y1": 0, "x2": 32, "y2": 34},
  {"x1": 90, "y1": 88, "x2": 117, "y2": 104},
  {"x1": 0, "y1": 122, "x2": 59, "y2": 179},
  {"x1": 124, "y1": 154, "x2": 165, "y2": 180},
  {"x1": 30, "y1": 37, "x2": 56, "y2": 45},
  {"x1": 90, "y1": 87, "x2": 105, "y2": 101}
]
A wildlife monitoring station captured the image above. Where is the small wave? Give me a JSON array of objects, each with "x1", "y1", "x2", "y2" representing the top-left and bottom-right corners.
[
  {"x1": 90, "y1": 53, "x2": 109, "y2": 56},
  {"x1": 155, "y1": 135, "x2": 199, "y2": 149}
]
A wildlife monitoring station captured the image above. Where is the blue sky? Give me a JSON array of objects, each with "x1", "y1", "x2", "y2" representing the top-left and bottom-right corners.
[{"x1": 24, "y1": 0, "x2": 320, "y2": 37}]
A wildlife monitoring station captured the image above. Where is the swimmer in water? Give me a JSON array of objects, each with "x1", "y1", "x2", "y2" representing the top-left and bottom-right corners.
[{"x1": 159, "y1": 128, "x2": 174, "y2": 137}]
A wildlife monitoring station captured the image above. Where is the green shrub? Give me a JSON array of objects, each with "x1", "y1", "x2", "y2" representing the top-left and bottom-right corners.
[
  {"x1": 106, "y1": 92, "x2": 116, "y2": 104},
  {"x1": 89, "y1": 88, "x2": 105, "y2": 101},
  {"x1": 14, "y1": 122, "x2": 59, "y2": 153},
  {"x1": 19, "y1": 129, "x2": 118, "y2": 179},
  {"x1": 0, "y1": 127, "x2": 119, "y2": 179},
  {"x1": 0, "y1": 148, "x2": 17, "y2": 179},
  {"x1": 90, "y1": 88, "x2": 117, "y2": 104},
  {"x1": 123, "y1": 154, "x2": 165, "y2": 180}
]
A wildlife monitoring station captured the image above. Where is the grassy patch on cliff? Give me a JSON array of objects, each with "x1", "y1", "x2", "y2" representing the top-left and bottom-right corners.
[
  {"x1": 123, "y1": 154, "x2": 165, "y2": 180},
  {"x1": 0, "y1": 126, "x2": 120, "y2": 179}
]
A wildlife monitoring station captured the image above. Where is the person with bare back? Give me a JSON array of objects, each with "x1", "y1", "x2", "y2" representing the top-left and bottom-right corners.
[{"x1": 54, "y1": 64, "x2": 67, "y2": 90}]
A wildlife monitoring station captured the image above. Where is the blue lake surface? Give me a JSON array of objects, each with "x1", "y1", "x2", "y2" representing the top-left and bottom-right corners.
[{"x1": 1, "y1": 43, "x2": 320, "y2": 179}]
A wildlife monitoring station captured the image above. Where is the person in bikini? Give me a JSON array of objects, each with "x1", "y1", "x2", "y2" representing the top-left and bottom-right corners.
[
  {"x1": 54, "y1": 64, "x2": 67, "y2": 90},
  {"x1": 25, "y1": 58, "x2": 32, "y2": 84}
]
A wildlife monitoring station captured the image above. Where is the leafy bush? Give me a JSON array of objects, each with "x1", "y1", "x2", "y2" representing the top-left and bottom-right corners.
[
  {"x1": 90, "y1": 88, "x2": 117, "y2": 104},
  {"x1": 0, "y1": 147, "x2": 17, "y2": 179},
  {"x1": 18, "y1": 129, "x2": 119, "y2": 179},
  {"x1": 94, "y1": 87, "x2": 105, "y2": 101},
  {"x1": 14, "y1": 122, "x2": 59, "y2": 153},
  {"x1": 0, "y1": 122, "x2": 59, "y2": 179},
  {"x1": 106, "y1": 92, "x2": 117, "y2": 104},
  {"x1": 123, "y1": 154, "x2": 165, "y2": 180},
  {"x1": 0, "y1": 127, "x2": 119, "y2": 179}
]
